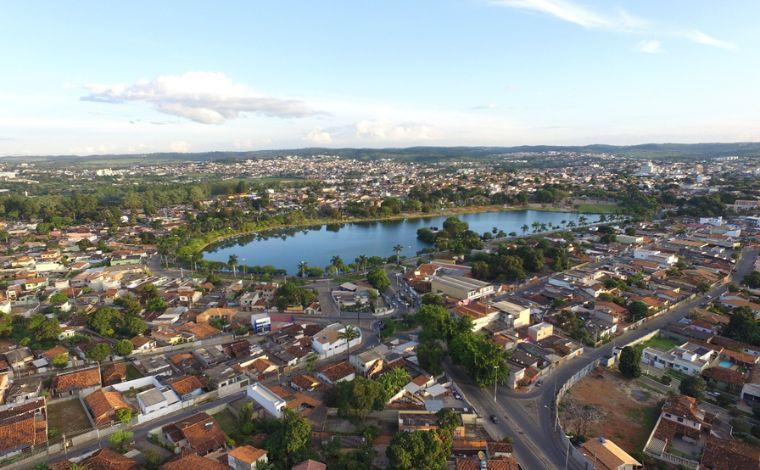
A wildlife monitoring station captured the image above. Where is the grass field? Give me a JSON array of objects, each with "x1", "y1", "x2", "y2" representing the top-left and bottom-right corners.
[
  {"x1": 213, "y1": 409, "x2": 244, "y2": 444},
  {"x1": 126, "y1": 364, "x2": 143, "y2": 380},
  {"x1": 639, "y1": 335, "x2": 683, "y2": 351}
]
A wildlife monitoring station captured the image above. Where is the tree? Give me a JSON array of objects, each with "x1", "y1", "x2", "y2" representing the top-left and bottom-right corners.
[
  {"x1": 298, "y1": 260, "x2": 308, "y2": 278},
  {"x1": 367, "y1": 268, "x2": 391, "y2": 292},
  {"x1": 618, "y1": 346, "x2": 641, "y2": 378},
  {"x1": 744, "y1": 271, "x2": 760, "y2": 289},
  {"x1": 122, "y1": 314, "x2": 147, "y2": 336},
  {"x1": 108, "y1": 429, "x2": 134, "y2": 453},
  {"x1": 265, "y1": 409, "x2": 312, "y2": 468},
  {"x1": 87, "y1": 343, "x2": 111, "y2": 363},
  {"x1": 115, "y1": 408, "x2": 132, "y2": 425},
  {"x1": 723, "y1": 307, "x2": 760, "y2": 346},
  {"x1": 628, "y1": 301, "x2": 650, "y2": 321},
  {"x1": 52, "y1": 353, "x2": 69, "y2": 368},
  {"x1": 228, "y1": 254, "x2": 238, "y2": 278},
  {"x1": 326, "y1": 377, "x2": 386, "y2": 418},
  {"x1": 376, "y1": 367, "x2": 411, "y2": 401},
  {"x1": 386, "y1": 429, "x2": 452, "y2": 470},
  {"x1": 274, "y1": 281, "x2": 317, "y2": 310},
  {"x1": 435, "y1": 408, "x2": 460, "y2": 432},
  {"x1": 393, "y1": 244, "x2": 404, "y2": 265},
  {"x1": 305, "y1": 352, "x2": 318, "y2": 372},
  {"x1": 417, "y1": 340, "x2": 445, "y2": 375},
  {"x1": 680, "y1": 376, "x2": 706, "y2": 399},
  {"x1": 89, "y1": 307, "x2": 122, "y2": 337},
  {"x1": 114, "y1": 339, "x2": 134, "y2": 356},
  {"x1": 338, "y1": 325, "x2": 360, "y2": 361},
  {"x1": 49, "y1": 291, "x2": 68, "y2": 306}
]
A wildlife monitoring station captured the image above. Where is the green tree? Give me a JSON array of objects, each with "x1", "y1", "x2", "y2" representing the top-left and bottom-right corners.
[
  {"x1": 87, "y1": 343, "x2": 111, "y2": 363},
  {"x1": 744, "y1": 271, "x2": 760, "y2": 289},
  {"x1": 114, "y1": 339, "x2": 134, "y2": 356},
  {"x1": 49, "y1": 291, "x2": 68, "y2": 306},
  {"x1": 228, "y1": 254, "x2": 239, "y2": 278},
  {"x1": 121, "y1": 314, "x2": 147, "y2": 337},
  {"x1": 52, "y1": 353, "x2": 69, "y2": 368},
  {"x1": 89, "y1": 307, "x2": 122, "y2": 337},
  {"x1": 367, "y1": 268, "x2": 391, "y2": 292},
  {"x1": 376, "y1": 367, "x2": 411, "y2": 400},
  {"x1": 115, "y1": 408, "x2": 132, "y2": 425},
  {"x1": 627, "y1": 301, "x2": 650, "y2": 321},
  {"x1": 108, "y1": 429, "x2": 134, "y2": 453},
  {"x1": 393, "y1": 244, "x2": 404, "y2": 265},
  {"x1": 338, "y1": 325, "x2": 360, "y2": 361},
  {"x1": 386, "y1": 429, "x2": 452, "y2": 470},
  {"x1": 723, "y1": 307, "x2": 760, "y2": 346},
  {"x1": 679, "y1": 376, "x2": 706, "y2": 399},
  {"x1": 265, "y1": 409, "x2": 312, "y2": 468},
  {"x1": 618, "y1": 346, "x2": 641, "y2": 378}
]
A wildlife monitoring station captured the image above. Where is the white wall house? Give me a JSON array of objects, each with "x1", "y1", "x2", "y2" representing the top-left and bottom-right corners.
[
  {"x1": 247, "y1": 382, "x2": 286, "y2": 418},
  {"x1": 311, "y1": 323, "x2": 362, "y2": 359}
]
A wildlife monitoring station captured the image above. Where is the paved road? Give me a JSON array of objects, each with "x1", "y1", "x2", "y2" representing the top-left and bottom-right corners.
[{"x1": 450, "y1": 248, "x2": 758, "y2": 470}]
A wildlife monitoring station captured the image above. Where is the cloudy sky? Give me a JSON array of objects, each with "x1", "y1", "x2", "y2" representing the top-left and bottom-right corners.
[{"x1": 2, "y1": 0, "x2": 759, "y2": 155}]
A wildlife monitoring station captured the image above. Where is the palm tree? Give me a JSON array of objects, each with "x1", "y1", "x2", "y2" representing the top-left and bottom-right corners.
[
  {"x1": 531, "y1": 222, "x2": 541, "y2": 233},
  {"x1": 492, "y1": 226, "x2": 498, "y2": 234},
  {"x1": 355, "y1": 255, "x2": 368, "y2": 273},
  {"x1": 330, "y1": 255, "x2": 344, "y2": 273},
  {"x1": 521, "y1": 224, "x2": 529, "y2": 235},
  {"x1": 298, "y1": 260, "x2": 308, "y2": 278},
  {"x1": 338, "y1": 324, "x2": 360, "y2": 361},
  {"x1": 191, "y1": 252, "x2": 202, "y2": 272},
  {"x1": 393, "y1": 244, "x2": 404, "y2": 265},
  {"x1": 228, "y1": 254, "x2": 238, "y2": 278},
  {"x1": 579, "y1": 215, "x2": 588, "y2": 226}
]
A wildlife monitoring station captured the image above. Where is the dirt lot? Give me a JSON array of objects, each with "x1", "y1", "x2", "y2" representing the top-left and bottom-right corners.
[
  {"x1": 560, "y1": 367, "x2": 664, "y2": 454},
  {"x1": 48, "y1": 398, "x2": 93, "y2": 437}
]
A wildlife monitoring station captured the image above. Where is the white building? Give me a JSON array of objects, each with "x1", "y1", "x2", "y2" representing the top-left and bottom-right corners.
[
  {"x1": 311, "y1": 323, "x2": 362, "y2": 358},
  {"x1": 429, "y1": 275, "x2": 494, "y2": 301},
  {"x1": 642, "y1": 343, "x2": 714, "y2": 376},
  {"x1": 491, "y1": 300, "x2": 531, "y2": 329},
  {"x1": 251, "y1": 312, "x2": 271, "y2": 333},
  {"x1": 247, "y1": 382, "x2": 286, "y2": 418}
]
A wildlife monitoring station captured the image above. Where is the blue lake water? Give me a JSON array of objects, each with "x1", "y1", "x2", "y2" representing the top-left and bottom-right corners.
[{"x1": 203, "y1": 209, "x2": 601, "y2": 274}]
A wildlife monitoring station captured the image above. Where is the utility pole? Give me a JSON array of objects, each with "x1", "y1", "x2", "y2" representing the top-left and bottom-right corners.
[{"x1": 493, "y1": 365, "x2": 498, "y2": 402}]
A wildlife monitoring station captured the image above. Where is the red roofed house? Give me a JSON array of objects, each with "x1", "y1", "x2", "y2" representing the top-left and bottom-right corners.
[
  {"x1": 0, "y1": 397, "x2": 48, "y2": 458},
  {"x1": 161, "y1": 412, "x2": 227, "y2": 455},
  {"x1": 52, "y1": 365, "x2": 101, "y2": 397}
]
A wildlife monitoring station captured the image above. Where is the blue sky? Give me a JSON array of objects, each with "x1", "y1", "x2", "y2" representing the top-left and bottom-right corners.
[{"x1": 1, "y1": 0, "x2": 758, "y2": 155}]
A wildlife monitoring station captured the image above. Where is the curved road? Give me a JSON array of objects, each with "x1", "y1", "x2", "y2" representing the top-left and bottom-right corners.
[{"x1": 449, "y1": 248, "x2": 758, "y2": 470}]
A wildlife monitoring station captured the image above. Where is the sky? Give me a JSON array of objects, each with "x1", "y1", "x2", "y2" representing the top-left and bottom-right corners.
[{"x1": 1, "y1": 0, "x2": 759, "y2": 156}]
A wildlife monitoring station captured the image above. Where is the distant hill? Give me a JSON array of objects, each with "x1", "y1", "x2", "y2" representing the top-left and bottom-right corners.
[{"x1": 4, "y1": 142, "x2": 760, "y2": 166}]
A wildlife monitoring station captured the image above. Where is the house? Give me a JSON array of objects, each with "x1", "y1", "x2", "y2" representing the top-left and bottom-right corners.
[
  {"x1": 160, "y1": 452, "x2": 227, "y2": 470},
  {"x1": 291, "y1": 374, "x2": 321, "y2": 392},
  {"x1": 316, "y1": 360, "x2": 356, "y2": 385},
  {"x1": 700, "y1": 435, "x2": 760, "y2": 470},
  {"x1": 58, "y1": 448, "x2": 139, "y2": 470},
  {"x1": 130, "y1": 335, "x2": 156, "y2": 351},
  {"x1": 228, "y1": 445, "x2": 268, "y2": 470},
  {"x1": 161, "y1": 412, "x2": 227, "y2": 455},
  {"x1": 136, "y1": 386, "x2": 180, "y2": 415},
  {"x1": 134, "y1": 355, "x2": 172, "y2": 377},
  {"x1": 168, "y1": 375, "x2": 204, "y2": 401},
  {"x1": 0, "y1": 397, "x2": 47, "y2": 458},
  {"x1": 491, "y1": 300, "x2": 531, "y2": 329},
  {"x1": 581, "y1": 437, "x2": 642, "y2": 470},
  {"x1": 291, "y1": 460, "x2": 327, "y2": 470},
  {"x1": 642, "y1": 342, "x2": 715, "y2": 376},
  {"x1": 644, "y1": 395, "x2": 711, "y2": 466},
  {"x1": 247, "y1": 382, "x2": 287, "y2": 418},
  {"x1": 454, "y1": 302, "x2": 499, "y2": 332},
  {"x1": 84, "y1": 389, "x2": 131, "y2": 427},
  {"x1": 527, "y1": 322, "x2": 553, "y2": 342},
  {"x1": 350, "y1": 344, "x2": 390, "y2": 377},
  {"x1": 204, "y1": 364, "x2": 249, "y2": 396},
  {"x1": 4, "y1": 347, "x2": 34, "y2": 372},
  {"x1": 196, "y1": 307, "x2": 237, "y2": 324},
  {"x1": 52, "y1": 366, "x2": 101, "y2": 397},
  {"x1": 430, "y1": 275, "x2": 494, "y2": 301},
  {"x1": 101, "y1": 362, "x2": 128, "y2": 386},
  {"x1": 250, "y1": 312, "x2": 271, "y2": 333},
  {"x1": 311, "y1": 323, "x2": 362, "y2": 358}
]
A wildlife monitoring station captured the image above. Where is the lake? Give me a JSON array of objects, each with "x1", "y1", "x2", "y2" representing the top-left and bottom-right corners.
[{"x1": 203, "y1": 209, "x2": 601, "y2": 274}]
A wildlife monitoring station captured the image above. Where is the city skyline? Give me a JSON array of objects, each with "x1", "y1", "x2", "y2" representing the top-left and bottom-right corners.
[{"x1": 2, "y1": 0, "x2": 759, "y2": 155}]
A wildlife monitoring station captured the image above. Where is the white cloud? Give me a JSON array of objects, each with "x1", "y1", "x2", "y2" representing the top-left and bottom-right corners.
[
  {"x1": 355, "y1": 120, "x2": 437, "y2": 141},
  {"x1": 678, "y1": 30, "x2": 736, "y2": 50},
  {"x1": 492, "y1": 0, "x2": 616, "y2": 29},
  {"x1": 305, "y1": 128, "x2": 333, "y2": 145},
  {"x1": 170, "y1": 141, "x2": 191, "y2": 152},
  {"x1": 491, "y1": 0, "x2": 734, "y2": 49},
  {"x1": 637, "y1": 40, "x2": 662, "y2": 54},
  {"x1": 82, "y1": 72, "x2": 321, "y2": 124}
]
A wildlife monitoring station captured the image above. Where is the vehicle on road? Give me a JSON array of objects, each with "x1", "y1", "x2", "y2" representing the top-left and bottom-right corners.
[{"x1": 490, "y1": 414, "x2": 499, "y2": 424}]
